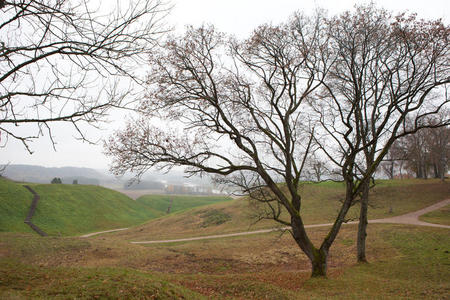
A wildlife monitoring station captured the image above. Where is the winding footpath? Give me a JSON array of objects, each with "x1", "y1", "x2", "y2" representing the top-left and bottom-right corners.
[
  {"x1": 23, "y1": 185, "x2": 48, "y2": 237},
  {"x1": 81, "y1": 199, "x2": 450, "y2": 243},
  {"x1": 80, "y1": 228, "x2": 129, "y2": 238},
  {"x1": 368, "y1": 199, "x2": 450, "y2": 228}
]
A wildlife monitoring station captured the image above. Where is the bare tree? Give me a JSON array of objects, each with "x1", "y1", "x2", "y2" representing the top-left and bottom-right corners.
[
  {"x1": 380, "y1": 158, "x2": 395, "y2": 180},
  {"x1": 398, "y1": 116, "x2": 450, "y2": 180},
  {"x1": 404, "y1": 125, "x2": 430, "y2": 178},
  {"x1": 0, "y1": 0, "x2": 168, "y2": 152},
  {"x1": 311, "y1": 5, "x2": 449, "y2": 263},
  {"x1": 104, "y1": 14, "x2": 367, "y2": 277},
  {"x1": 380, "y1": 141, "x2": 407, "y2": 179},
  {"x1": 306, "y1": 154, "x2": 329, "y2": 182},
  {"x1": 427, "y1": 126, "x2": 449, "y2": 180}
]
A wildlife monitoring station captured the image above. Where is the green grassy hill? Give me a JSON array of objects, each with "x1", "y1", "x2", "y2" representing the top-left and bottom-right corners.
[
  {"x1": 0, "y1": 177, "x2": 164, "y2": 236},
  {"x1": 0, "y1": 177, "x2": 35, "y2": 233},
  {"x1": 0, "y1": 177, "x2": 233, "y2": 236},
  {"x1": 136, "y1": 194, "x2": 232, "y2": 214}
]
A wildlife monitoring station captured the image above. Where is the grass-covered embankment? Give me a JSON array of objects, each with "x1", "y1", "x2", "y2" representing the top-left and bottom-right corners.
[
  {"x1": 29, "y1": 184, "x2": 165, "y2": 236},
  {"x1": 0, "y1": 177, "x2": 164, "y2": 236},
  {"x1": 0, "y1": 178, "x2": 34, "y2": 233}
]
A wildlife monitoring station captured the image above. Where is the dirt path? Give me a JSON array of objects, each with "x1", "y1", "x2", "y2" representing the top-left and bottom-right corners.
[
  {"x1": 130, "y1": 198, "x2": 450, "y2": 244},
  {"x1": 23, "y1": 185, "x2": 48, "y2": 237},
  {"x1": 80, "y1": 228, "x2": 129, "y2": 238},
  {"x1": 368, "y1": 198, "x2": 450, "y2": 228}
]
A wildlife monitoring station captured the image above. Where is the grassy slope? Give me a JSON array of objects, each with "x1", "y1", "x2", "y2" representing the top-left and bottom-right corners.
[
  {"x1": 112, "y1": 179, "x2": 450, "y2": 241},
  {"x1": 30, "y1": 184, "x2": 164, "y2": 236},
  {"x1": 419, "y1": 204, "x2": 450, "y2": 226},
  {"x1": 0, "y1": 178, "x2": 33, "y2": 233},
  {"x1": 294, "y1": 179, "x2": 449, "y2": 223},
  {"x1": 136, "y1": 194, "x2": 232, "y2": 214},
  {"x1": 0, "y1": 178, "x2": 234, "y2": 236},
  {"x1": 0, "y1": 177, "x2": 164, "y2": 236}
]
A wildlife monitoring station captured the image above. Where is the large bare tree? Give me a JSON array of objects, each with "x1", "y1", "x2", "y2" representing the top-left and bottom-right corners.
[
  {"x1": 311, "y1": 5, "x2": 449, "y2": 262},
  {"x1": 104, "y1": 14, "x2": 364, "y2": 277},
  {"x1": 0, "y1": 0, "x2": 168, "y2": 152}
]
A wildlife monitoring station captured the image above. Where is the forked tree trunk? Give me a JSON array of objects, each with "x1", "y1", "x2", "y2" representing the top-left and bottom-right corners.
[
  {"x1": 289, "y1": 179, "x2": 356, "y2": 278},
  {"x1": 291, "y1": 216, "x2": 328, "y2": 277},
  {"x1": 357, "y1": 180, "x2": 370, "y2": 263},
  {"x1": 292, "y1": 236, "x2": 328, "y2": 277}
]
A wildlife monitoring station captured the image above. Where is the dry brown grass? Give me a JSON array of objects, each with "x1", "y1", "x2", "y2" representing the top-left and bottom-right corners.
[{"x1": 0, "y1": 224, "x2": 392, "y2": 276}]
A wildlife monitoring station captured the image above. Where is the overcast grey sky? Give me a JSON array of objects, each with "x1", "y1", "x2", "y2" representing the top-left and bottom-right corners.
[{"x1": 2, "y1": 0, "x2": 449, "y2": 170}]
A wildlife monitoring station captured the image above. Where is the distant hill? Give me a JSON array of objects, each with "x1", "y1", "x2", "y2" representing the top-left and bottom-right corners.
[
  {"x1": 0, "y1": 163, "x2": 219, "y2": 192},
  {"x1": 1, "y1": 164, "x2": 105, "y2": 184}
]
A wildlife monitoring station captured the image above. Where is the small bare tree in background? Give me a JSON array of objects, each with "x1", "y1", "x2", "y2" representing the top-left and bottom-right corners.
[
  {"x1": 305, "y1": 154, "x2": 329, "y2": 182},
  {"x1": 426, "y1": 126, "x2": 449, "y2": 181},
  {"x1": 380, "y1": 141, "x2": 408, "y2": 179},
  {"x1": 0, "y1": 0, "x2": 168, "y2": 152},
  {"x1": 395, "y1": 116, "x2": 450, "y2": 180}
]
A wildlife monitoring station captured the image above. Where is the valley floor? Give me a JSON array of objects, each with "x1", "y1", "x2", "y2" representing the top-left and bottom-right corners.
[{"x1": 1, "y1": 223, "x2": 449, "y2": 299}]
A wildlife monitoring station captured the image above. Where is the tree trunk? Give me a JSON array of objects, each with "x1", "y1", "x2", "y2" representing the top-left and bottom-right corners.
[
  {"x1": 389, "y1": 161, "x2": 394, "y2": 179},
  {"x1": 311, "y1": 248, "x2": 328, "y2": 277},
  {"x1": 357, "y1": 180, "x2": 370, "y2": 263},
  {"x1": 293, "y1": 236, "x2": 328, "y2": 277},
  {"x1": 291, "y1": 216, "x2": 328, "y2": 277},
  {"x1": 399, "y1": 161, "x2": 404, "y2": 179},
  {"x1": 439, "y1": 157, "x2": 446, "y2": 182},
  {"x1": 433, "y1": 163, "x2": 439, "y2": 178}
]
